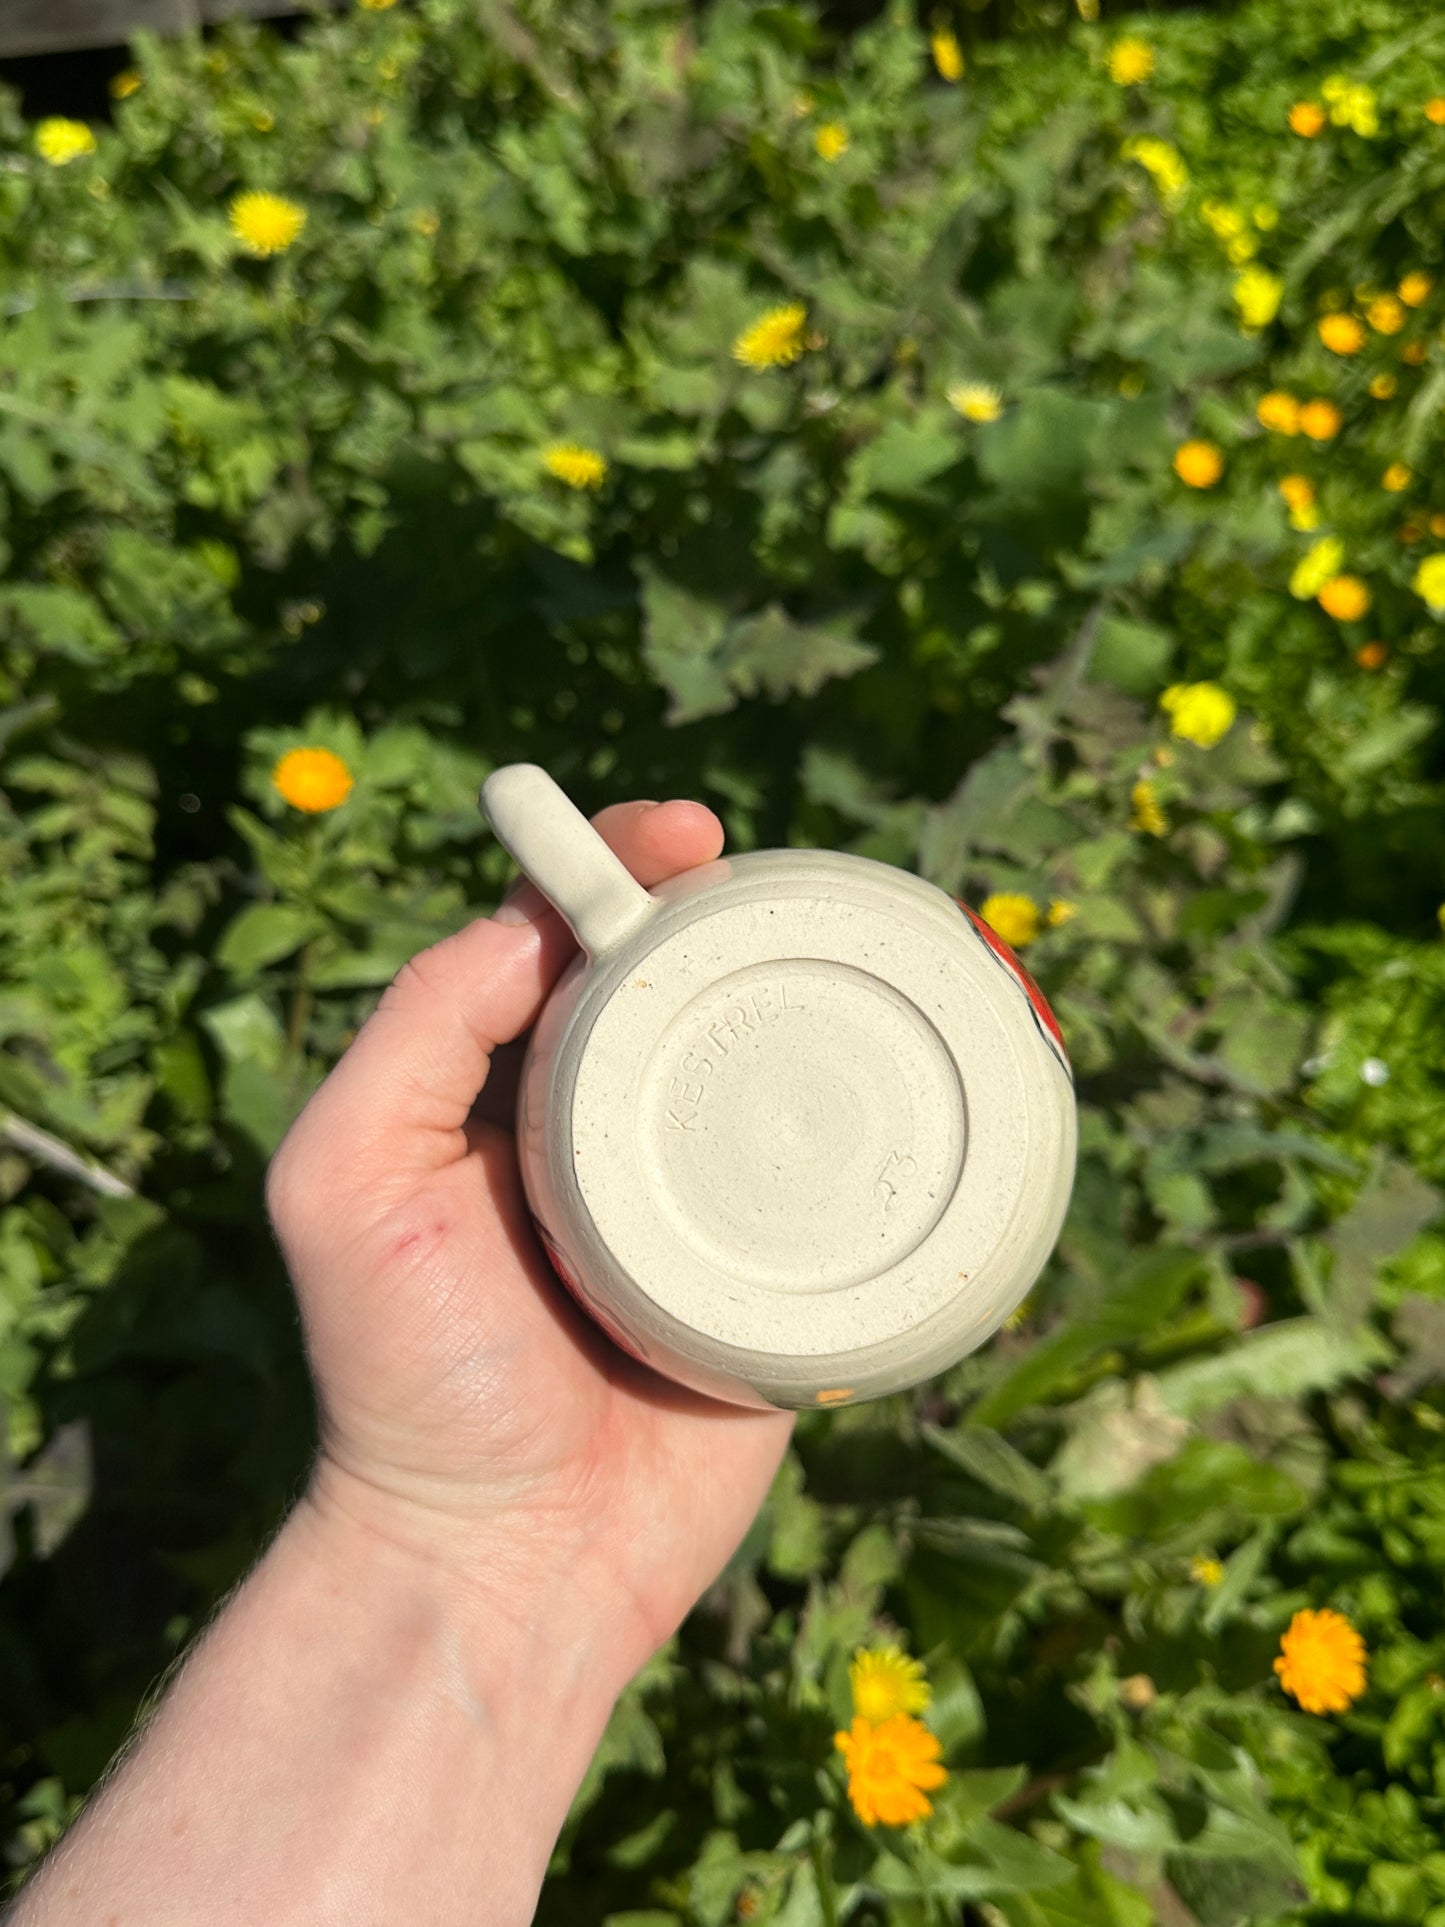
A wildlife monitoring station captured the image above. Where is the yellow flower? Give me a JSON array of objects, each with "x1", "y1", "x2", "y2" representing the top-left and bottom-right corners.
[
  {"x1": 1318, "y1": 312, "x2": 1365, "y2": 355},
  {"x1": 1277, "y1": 476, "x2": 1316, "y2": 530},
  {"x1": 1370, "y1": 372, "x2": 1398, "y2": 399},
  {"x1": 1108, "y1": 39, "x2": 1154, "y2": 86},
  {"x1": 541, "y1": 443, "x2": 607, "y2": 490},
  {"x1": 1226, "y1": 233, "x2": 1258, "y2": 266},
  {"x1": 1274, "y1": 1608, "x2": 1367, "y2": 1715},
  {"x1": 1123, "y1": 136, "x2": 1189, "y2": 204},
  {"x1": 1412, "y1": 553, "x2": 1445, "y2": 611},
  {"x1": 1289, "y1": 101, "x2": 1326, "y2": 136},
  {"x1": 1253, "y1": 202, "x2": 1279, "y2": 231},
  {"x1": 931, "y1": 29, "x2": 964, "y2": 83},
  {"x1": 1356, "y1": 641, "x2": 1388, "y2": 670},
  {"x1": 272, "y1": 747, "x2": 354, "y2": 813},
  {"x1": 1160, "y1": 681, "x2": 1235, "y2": 748},
  {"x1": 833, "y1": 1715, "x2": 947, "y2": 1827},
  {"x1": 1403, "y1": 340, "x2": 1430, "y2": 366},
  {"x1": 358, "y1": 0, "x2": 400, "y2": 9},
  {"x1": 35, "y1": 119, "x2": 97, "y2": 167},
  {"x1": 1290, "y1": 536, "x2": 1345, "y2": 600},
  {"x1": 1317, "y1": 575, "x2": 1370, "y2": 621},
  {"x1": 1234, "y1": 267, "x2": 1284, "y2": 331},
  {"x1": 850, "y1": 1646, "x2": 931, "y2": 1721},
  {"x1": 1131, "y1": 779, "x2": 1168, "y2": 837},
  {"x1": 1046, "y1": 899, "x2": 1077, "y2": 926},
  {"x1": 1201, "y1": 199, "x2": 1244, "y2": 239},
  {"x1": 815, "y1": 122, "x2": 849, "y2": 162},
  {"x1": 229, "y1": 190, "x2": 307, "y2": 256},
  {"x1": 947, "y1": 381, "x2": 1003, "y2": 423},
  {"x1": 110, "y1": 70, "x2": 143, "y2": 100},
  {"x1": 1399, "y1": 272, "x2": 1433, "y2": 308},
  {"x1": 979, "y1": 893, "x2": 1041, "y2": 948},
  {"x1": 1256, "y1": 391, "x2": 1300, "y2": 434},
  {"x1": 733, "y1": 303, "x2": 808, "y2": 369},
  {"x1": 1427, "y1": 98, "x2": 1445, "y2": 126},
  {"x1": 1368, "y1": 294, "x2": 1406, "y2": 335},
  {"x1": 1298, "y1": 398, "x2": 1341, "y2": 441},
  {"x1": 1173, "y1": 441, "x2": 1224, "y2": 488},
  {"x1": 1190, "y1": 1554, "x2": 1225, "y2": 1586},
  {"x1": 1382, "y1": 462, "x2": 1412, "y2": 493}
]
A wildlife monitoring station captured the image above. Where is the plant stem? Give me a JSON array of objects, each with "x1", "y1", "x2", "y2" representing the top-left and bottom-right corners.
[{"x1": 812, "y1": 1822, "x2": 841, "y2": 1927}]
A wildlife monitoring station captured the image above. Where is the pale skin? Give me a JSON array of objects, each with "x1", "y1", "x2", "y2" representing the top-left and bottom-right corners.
[{"x1": 10, "y1": 796, "x2": 795, "y2": 1927}]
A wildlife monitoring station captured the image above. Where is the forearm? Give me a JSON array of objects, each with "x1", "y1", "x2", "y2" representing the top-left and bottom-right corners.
[{"x1": 10, "y1": 1482, "x2": 643, "y2": 1926}]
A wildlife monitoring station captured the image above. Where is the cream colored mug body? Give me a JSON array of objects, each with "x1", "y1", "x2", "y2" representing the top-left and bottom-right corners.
[{"x1": 481, "y1": 764, "x2": 1076, "y2": 1412}]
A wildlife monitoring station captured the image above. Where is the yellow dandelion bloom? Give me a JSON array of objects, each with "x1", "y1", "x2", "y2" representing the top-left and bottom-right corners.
[
  {"x1": 1190, "y1": 1554, "x2": 1225, "y2": 1586},
  {"x1": 1318, "y1": 575, "x2": 1371, "y2": 621},
  {"x1": 1256, "y1": 391, "x2": 1300, "y2": 434},
  {"x1": 931, "y1": 29, "x2": 964, "y2": 82},
  {"x1": 541, "y1": 443, "x2": 607, "y2": 490},
  {"x1": 1234, "y1": 266, "x2": 1284, "y2": 331},
  {"x1": 1370, "y1": 372, "x2": 1398, "y2": 399},
  {"x1": 1399, "y1": 272, "x2": 1433, "y2": 308},
  {"x1": 1412, "y1": 553, "x2": 1445, "y2": 611},
  {"x1": 1131, "y1": 779, "x2": 1168, "y2": 837},
  {"x1": 1108, "y1": 39, "x2": 1154, "y2": 85},
  {"x1": 110, "y1": 70, "x2": 143, "y2": 100},
  {"x1": 733, "y1": 303, "x2": 808, "y2": 369},
  {"x1": 1298, "y1": 398, "x2": 1342, "y2": 441},
  {"x1": 1318, "y1": 312, "x2": 1365, "y2": 355},
  {"x1": 1356, "y1": 641, "x2": 1388, "y2": 670},
  {"x1": 1226, "y1": 233, "x2": 1258, "y2": 266},
  {"x1": 833, "y1": 1715, "x2": 947, "y2": 1827},
  {"x1": 1289, "y1": 102, "x2": 1326, "y2": 136},
  {"x1": 1202, "y1": 200, "x2": 1244, "y2": 239},
  {"x1": 947, "y1": 381, "x2": 1003, "y2": 422},
  {"x1": 1047, "y1": 899, "x2": 1077, "y2": 926},
  {"x1": 1160, "y1": 681, "x2": 1236, "y2": 748},
  {"x1": 1382, "y1": 462, "x2": 1412, "y2": 492},
  {"x1": 229, "y1": 190, "x2": 307, "y2": 256},
  {"x1": 1427, "y1": 99, "x2": 1445, "y2": 126},
  {"x1": 815, "y1": 122, "x2": 849, "y2": 162},
  {"x1": 272, "y1": 747, "x2": 354, "y2": 813},
  {"x1": 1290, "y1": 535, "x2": 1345, "y2": 599},
  {"x1": 1274, "y1": 1608, "x2": 1367, "y2": 1715},
  {"x1": 35, "y1": 118, "x2": 97, "y2": 167},
  {"x1": 1123, "y1": 135, "x2": 1189, "y2": 204},
  {"x1": 979, "y1": 893, "x2": 1041, "y2": 948},
  {"x1": 1368, "y1": 294, "x2": 1406, "y2": 335},
  {"x1": 1174, "y1": 441, "x2": 1224, "y2": 488},
  {"x1": 850, "y1": 1646, "x2": 931, "y2": 1722}
]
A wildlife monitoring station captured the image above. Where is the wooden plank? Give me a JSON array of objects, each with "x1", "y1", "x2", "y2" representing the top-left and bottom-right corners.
[{"x1": 0, "y1": 0, "x2": 326, "y2": 59}]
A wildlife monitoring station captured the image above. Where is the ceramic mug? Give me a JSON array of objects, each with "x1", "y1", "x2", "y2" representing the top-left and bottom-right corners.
[{"x1": 479, "y1": 764, "x2": 1076, "y2": 1412}]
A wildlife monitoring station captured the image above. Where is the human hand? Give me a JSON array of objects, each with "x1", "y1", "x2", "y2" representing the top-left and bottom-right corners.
[{"x1": 265, "y1": 795, "x2": 796, "y2": 1676}]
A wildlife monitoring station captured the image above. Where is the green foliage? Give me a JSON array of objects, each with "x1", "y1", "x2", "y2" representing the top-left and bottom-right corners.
[{"x1": 2, "y1": 0, "x2": 1445, "y2": 1919}]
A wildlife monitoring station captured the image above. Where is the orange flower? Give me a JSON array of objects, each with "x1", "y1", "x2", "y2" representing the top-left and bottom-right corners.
[
  {"x1": 1289, "y1": 102, "x2": 1326, "y2": 136},
  {"x1": 1426, "y1": 98, "x2": 1445, "y2": 125},
  {"x1": 1278, "y1": 474, "x2": 1314, "y2": 510},
  {"x1": 272, "y1": 747, "x2": 354, "y2": 812},
  {"x1": 1431, "y1": 512, "x2": 1445, "y2": 538},
  {"x1": 1369, "y1": 372, "x2": 1398, "y2": 399},
  {"x1": 833, "y1": 1715, "x2": 948, "y2": 1827},
  {"x1": 1356, "y1": 641, "x2": 1388, "y2": 669},
  {"x1": 1317, "y1": 575, "x2": 1371, "y2": 620},
  {"x1": 1274, "y1": 1608, "x2": 1367, "y2": 1715},
  {"x1": 1298, "y1": 398, "x2": 1342, "y2": 441},
  {"x1": 1399, "y1": 272, "x2": 1433, "y2": 308},
  {"x1": 1368, "y1": 294, "x2": 1406, "y2": 334},
  {"x1": 1174, "y1": 440, "x2": 1224, "y2": 487},
  {"x1": 1402, "y1": 340, "x2": 1428, "y2": 365},
  {"x1": 1256, "y1": 391, "x2": 1300, "y2": 434},
  {"x1": 1319, "y1": 312, "x2": 1366, "y2": 354}
]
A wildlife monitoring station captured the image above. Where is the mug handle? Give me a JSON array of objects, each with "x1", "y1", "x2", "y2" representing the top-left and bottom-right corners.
[{"x1": 479, "y1": 763, "x2": 657, "y2": 959}]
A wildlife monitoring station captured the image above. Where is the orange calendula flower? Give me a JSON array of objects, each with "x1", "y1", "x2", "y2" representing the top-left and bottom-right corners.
[
  {"x1": 1426, "y1": 98, "x2": 1445, "y2": 125},
  {"x1": 1319, "y1": 312, "x2": 1366, "y2": 354},
  {"x1": 1431, "y1": 513, "x2": 1445, "y2": 539},
  {"x1": 1289, "y1": 101, "x2": 1326, "y2": 136},
  {"x1": 1356, "y1": 641, "x2": 1388, "y2": 669},
  {"x1": 1256, "y1": 391, "x2": 1300, "y2": 434},
  {"x1": 1399, "y1": 272, "x2": 1433, "y2": 308},
  {"x1": 272, "y1": 747, "x2": 354, "y2": 813},
  {"x1": 1382, "y1": 462, "x2": 1412, "y2": 492},
  {"x1": 1368, "y1": 294, "x2": 1406, "y2": 334},
  {"x1": 1299, "y1": 398, "x2": 1342, "y2": 441},
  {"x1": 1402, "y1": 340, "x2": 1429, "y2": 365},
  {"x1": 1278, "y1": 474, "x2": 1314, "y2": 512},
  {"x1": 1174, "y1": 440, "x2": 1224, "y2": 488},
  {"x1": 1317, "y1": 575, "x2": 1371, "y2": 621},
  {"x1": 834, "y1": 1715, "x2": 947, "y2": 1827},
  {"x1": 849, "y1": 1645, "x2": 931, "y2": 1721},
  {"x1": 1274, "y1": 1608, "x2": 1367, "y2": 1714}
]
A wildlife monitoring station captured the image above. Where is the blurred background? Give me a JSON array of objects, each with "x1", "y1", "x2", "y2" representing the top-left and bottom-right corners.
[{"x1": 1, "y1": 1, "x2": 1444, "y2": 1921}]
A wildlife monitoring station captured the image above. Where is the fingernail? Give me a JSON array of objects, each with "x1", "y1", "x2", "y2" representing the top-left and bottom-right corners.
[{"x1": 492, "y1": 878, "x2": 550, "y2": 926}]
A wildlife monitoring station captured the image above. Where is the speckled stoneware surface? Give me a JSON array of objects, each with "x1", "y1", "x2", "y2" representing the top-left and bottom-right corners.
[{"x1": 480, "y1": 763, "x2": 1077, "y2": 1413}]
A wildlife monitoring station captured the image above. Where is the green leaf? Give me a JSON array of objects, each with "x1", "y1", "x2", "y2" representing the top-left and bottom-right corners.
[
  {"x1": 214, "y1": 905, "x2": 321, "y2": 975},
  {"x1": 921, "y1": 1421, "x2": 1051, "y2": 1509}
]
